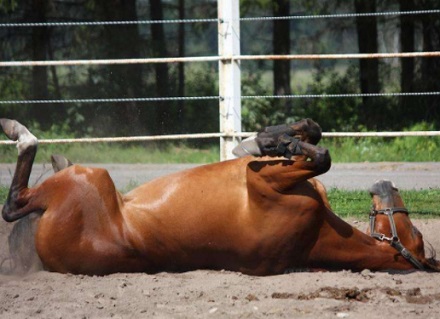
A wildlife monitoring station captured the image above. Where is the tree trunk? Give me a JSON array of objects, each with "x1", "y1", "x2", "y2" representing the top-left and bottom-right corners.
[
  {"x1": 178, "y1": 0, "x2": 185, "y2": 133},
  {"x1": 150, "y1": 0, "x2": 171, "y2": 134},
  {"x1": 97, "y1": 0, "x2": 144, "y2": 135},
  {"x1": 399, "y1": 0, "x2": 416, "y2": 125},
  {"x1": 30, "y1": 0, "x2": 50, "y2": 129},
  {"x1": 354, "y1": 0, "x2": 380, "y2": 128},
  {"x1": 272, "y1": 0, "x2": 292, "y2": 113},
  {"x1": 419, "y1": 1, "x2": 440, "y2": 124},
  {"x1": 399, "y1": 0, "x2": 415, "y2": 94},
  {"x1": 47, "y1": 33, "x2": 66, "y2": 122}
]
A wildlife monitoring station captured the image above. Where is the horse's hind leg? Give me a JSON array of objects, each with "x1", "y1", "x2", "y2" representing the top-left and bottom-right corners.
[{"x1": 0, "y1": 119, "x2": 39, "y2": 222}]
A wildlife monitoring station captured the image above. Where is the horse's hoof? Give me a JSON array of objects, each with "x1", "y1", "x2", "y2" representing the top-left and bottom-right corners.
[
  {"x1": 0, "y1": 118, "x2": 20, "y2": 141},
  {"x1": 233, "y1": 136, "x2": 262, "y2": 157}
]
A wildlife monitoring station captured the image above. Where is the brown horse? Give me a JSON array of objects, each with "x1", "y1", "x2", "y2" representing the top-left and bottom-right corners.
[{"x1": 1, "y1": 118, "x2": 439, "y2": 275}]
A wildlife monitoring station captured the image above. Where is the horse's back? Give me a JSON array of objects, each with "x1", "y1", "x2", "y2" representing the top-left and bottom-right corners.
[{"x1": 124, "y1": 158, "x2": 249, "y2": 212}]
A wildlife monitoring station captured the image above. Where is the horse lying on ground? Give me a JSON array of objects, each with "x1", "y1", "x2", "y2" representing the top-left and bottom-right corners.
[{"x1": 1, "y1": 118, "x2": 439, "y2": 275}]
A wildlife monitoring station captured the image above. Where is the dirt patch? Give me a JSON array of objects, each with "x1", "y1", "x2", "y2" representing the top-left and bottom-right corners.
[{"x1": 1, "y1": 219, "x2": 440, "y2": 318}]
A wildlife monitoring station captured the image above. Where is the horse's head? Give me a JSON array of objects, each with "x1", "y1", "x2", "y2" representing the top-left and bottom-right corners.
[{"x1": 368, "y1": 180, "x2": 440, "y2": 271}]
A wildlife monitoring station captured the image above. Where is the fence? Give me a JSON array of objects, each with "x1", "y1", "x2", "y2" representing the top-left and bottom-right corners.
[{"x1": 1, "y1": 2, "x2": 440, "y2": 160}]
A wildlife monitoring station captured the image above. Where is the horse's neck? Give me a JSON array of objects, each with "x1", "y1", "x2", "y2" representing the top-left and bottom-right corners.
[{"x1": 309, "y1": 213, "x2": 415, "y2": 271}]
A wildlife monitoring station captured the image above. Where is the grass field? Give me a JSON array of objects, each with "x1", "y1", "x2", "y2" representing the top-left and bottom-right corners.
[{"x1": 327, "y1": 188, "x2": 440, "y2": 219}]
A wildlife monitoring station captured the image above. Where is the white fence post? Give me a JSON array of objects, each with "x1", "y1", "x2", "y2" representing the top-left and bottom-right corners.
[{"x1": 218, "y1": 0, "x2": 241, "y2": 161}]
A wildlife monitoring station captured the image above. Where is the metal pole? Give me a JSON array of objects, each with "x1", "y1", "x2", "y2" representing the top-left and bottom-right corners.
[{"x1": 218, "y1": 0, "x2": 241, "y2": 161}]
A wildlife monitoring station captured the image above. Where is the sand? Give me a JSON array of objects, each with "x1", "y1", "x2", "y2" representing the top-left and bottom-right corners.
[{"x1": 1, "y1": 217, "x2": 440, "y2": 319}]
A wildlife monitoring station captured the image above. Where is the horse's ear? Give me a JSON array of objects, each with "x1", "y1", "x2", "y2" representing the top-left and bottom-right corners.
[
  {"x1": 369, "y1": 179, "x2": 396, "y2": 197},
  {"x1": 51, "y1": 154, "x2": 73, "y2": 172}
]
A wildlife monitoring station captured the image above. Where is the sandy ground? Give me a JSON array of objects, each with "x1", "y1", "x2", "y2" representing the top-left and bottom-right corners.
[{"x1": 1, "y1": 216, "x2": 440, "y2": 319}]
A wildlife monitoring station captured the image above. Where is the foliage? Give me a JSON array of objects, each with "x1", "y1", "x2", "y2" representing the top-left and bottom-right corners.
[
  {"x1": 322, "y1": 122, "x2": 440, "y2": 162},
  {"x1": 297, "y1": 63, "x2": 361, "y2": 132},
  {"x1": 241, "y1": 71, "x2": 293, "y2": 132},
  {"x1": 0, "y1": 0, "x2": 440, "y2": 144},
  {"x1": 182, "y1": 63, "x2": 219, "y2": 136},
  {"x1": 0, "y1": 0, "x2": 18, "y2": 13}
]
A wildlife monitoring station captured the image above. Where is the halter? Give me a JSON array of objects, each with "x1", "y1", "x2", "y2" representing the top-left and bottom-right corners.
[{"x1": 369, "y1": 207, "x2": 424, "y2": 270}]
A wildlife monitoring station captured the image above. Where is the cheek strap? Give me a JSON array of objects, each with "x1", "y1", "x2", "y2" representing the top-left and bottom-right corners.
[{"x1": 369, "y1": 207, "x2": 424, "y2": 270}]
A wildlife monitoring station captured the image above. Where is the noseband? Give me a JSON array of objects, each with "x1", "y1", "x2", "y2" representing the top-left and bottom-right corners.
[{"x1": 369, "y1": 207, "x2": 424, "y2": 270}]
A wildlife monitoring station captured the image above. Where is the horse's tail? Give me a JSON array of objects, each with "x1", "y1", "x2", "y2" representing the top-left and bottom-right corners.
[{"x1": 7, "y1": 214, "x2": 44, "y2": 274}]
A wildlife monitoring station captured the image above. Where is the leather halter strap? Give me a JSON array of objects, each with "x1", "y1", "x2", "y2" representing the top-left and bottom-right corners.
[{"x1": 369, "y1": 207, "x2": 424, "y2": 270}]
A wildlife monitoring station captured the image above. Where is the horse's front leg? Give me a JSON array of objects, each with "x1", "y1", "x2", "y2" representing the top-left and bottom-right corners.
[
  {"x1": 247, "y1": 141, "x2": 331, "y2": 192},
  {"x1": 233, "y1": 118, "x2": 322, "y2": 158}
]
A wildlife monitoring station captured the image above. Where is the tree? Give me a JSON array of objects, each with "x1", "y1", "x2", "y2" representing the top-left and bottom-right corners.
[
  {"x1": 150, "y1": 0, "x2": 172, "y2": 134},
  {"x1": 418, "y1": 0, "x2": 440, "y2": 125},
  {"x1": 177, "y1": 0, "x2": 185, "y2": 132},
  {"x1": 399, "y1": 0, "x2": 415, "y2": 94},
  {"x1": 28, "y1": 0, "x2": 51, "y2": 129},
  {"x1": 272, "y1": 0, "x2": 292, "y2": 113},
  {"x1": 353, "y1": 0, "x2": 381, "y2": 128},
  {"x1": 94, "y1": 0, "x2": 144, "y2": 135},
  {"x1": 398, "y1": 0, "x2": 416, "y2": 125}
]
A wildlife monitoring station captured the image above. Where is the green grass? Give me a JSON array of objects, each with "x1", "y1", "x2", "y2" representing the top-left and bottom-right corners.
[
  {"x1": 0, "y1": 186, "x2": 8, "y2": 203},
  {"x1": 1, "y1": 135, "x2": 440, "y2": 164},
  {"x1": 328, "y1": 188, "x2": 440, "y2": 219},
  {"x1": 0, "y1": 143, "x2": 220, "y2": 164},
  {"x1": 321, "y1": 135, "x2": 440, "y2": 162}
]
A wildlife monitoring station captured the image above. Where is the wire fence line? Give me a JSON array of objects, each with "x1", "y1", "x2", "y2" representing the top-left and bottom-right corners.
[
  {"x1": 0, "y1": 96, "x2": 220, "y2": 105},
  {"x1": 1, "y1": 92, "x2": 440, "y2": 105},
  {"x1": 1, "y1": 9, "x2": 439, "y2": 28}
]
